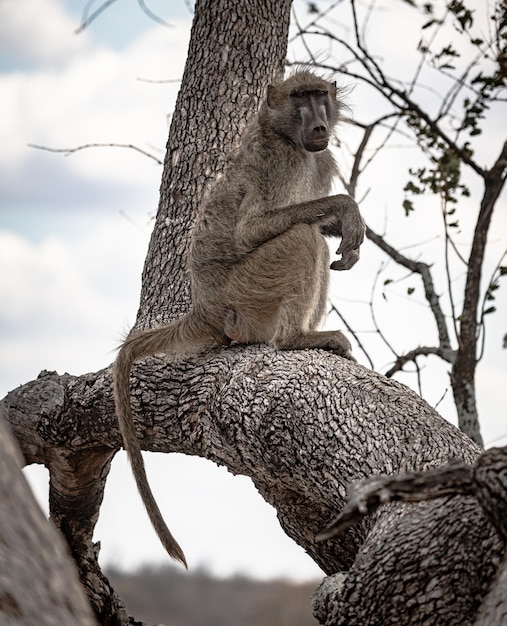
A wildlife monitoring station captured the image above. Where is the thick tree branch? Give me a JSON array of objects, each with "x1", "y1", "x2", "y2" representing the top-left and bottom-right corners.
[{"x1": 3, "y1": 347, "x2": 501, "y2": 625}]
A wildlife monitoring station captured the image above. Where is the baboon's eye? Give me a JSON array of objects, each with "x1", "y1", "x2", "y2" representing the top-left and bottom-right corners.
[
  {"x1": 291, "y1": 90, "x2": 305, "y2": 98},
  {"x1": 314, "y1": 90, "x2": 328, "y2": 97}
]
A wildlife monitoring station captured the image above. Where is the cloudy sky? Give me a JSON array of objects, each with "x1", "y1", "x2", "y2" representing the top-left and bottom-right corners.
[{"x1": 0, "y1": 0, "x2": 505, "y2": 581}]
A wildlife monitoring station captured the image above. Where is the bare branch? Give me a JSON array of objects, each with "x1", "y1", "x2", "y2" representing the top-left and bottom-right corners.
[
  {"x1": 385, "y1": 345, "x2": 453, "y2": 378},
  {"x1": 457, "y1": 140, "x2": 507, "y2": 361},
  {"x1": 295, "y1": 20, "x2": 487, "y2": 178},
  {"x1": 75, "y1": 0, "x2": 173, "y2": 34},
  {"x1": 28, "y1": 142, "x2": 164, "y2": 166},
  {"x1": 75, "y1": 0, "x2": 119, "y2": 34},
  {"x1": 440, "y1": 200, "x2": 461, "y2": 343},
  {"x1": 366, "y1": 225, "x2": 454, "y2": 356},
  {"x1": 136, "y1": 77, "x2": 182, "y2": 84},
  {"x1": 348, "y1": 123, "x2": 373, "y2": 197},
  {"x1": 288, "y1": 0, "x2": 342, "y2": 46},
  {"x1": 290, "y1": 7, "x2": 318, "y2": 65},
  {"x1": 317, "y1": 445, "x2": 507, "y2": 543}
]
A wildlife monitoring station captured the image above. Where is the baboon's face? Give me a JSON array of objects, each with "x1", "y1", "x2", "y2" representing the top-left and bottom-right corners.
[
  {"x1": 290, "y1": 89, "x2": 334, "y2": 152},
  {"x1": 265, "y1": 74, "x2": 340, "y2": 153}
]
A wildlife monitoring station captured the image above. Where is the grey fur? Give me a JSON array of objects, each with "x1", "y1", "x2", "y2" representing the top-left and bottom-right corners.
[{"x1": 113, "y1": 71, "x2": 365, "y2": 567}]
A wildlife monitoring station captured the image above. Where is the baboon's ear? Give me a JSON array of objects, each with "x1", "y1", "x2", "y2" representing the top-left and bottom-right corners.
[{"x1": 266, "y1": 85, "x2": 276, "y2": 109}]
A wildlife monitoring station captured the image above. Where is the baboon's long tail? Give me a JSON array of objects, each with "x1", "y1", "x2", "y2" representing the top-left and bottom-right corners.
[{"x1": 112, "y1": 312, "x2": 214, "y2": 568}]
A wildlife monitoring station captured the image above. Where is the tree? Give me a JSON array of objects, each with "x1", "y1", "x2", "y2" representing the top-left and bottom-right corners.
[
  {"x1": 291, "y1": 0, "x2": 507, "y2": 446},
  {"x1": 1, "y1": 0, "x2": 505, "y2": 625}
]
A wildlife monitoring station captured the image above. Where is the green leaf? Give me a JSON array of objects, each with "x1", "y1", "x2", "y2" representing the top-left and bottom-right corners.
[
  {"x1": 407, "y1": 287, "x2": 415, "y2": 295},
  {"x1": 483, "y1": 306, "x2": 496, "y2": 315},
  {"x1": 403, "y1": 199, "x2": 414, "y2": 216},
  {"x1": 499, "y1": 266, "x2": 507, "y2": 276},
  {"x1": 422, "y1": 19, "x2": 437, "y2": 29},
  {"x1": 384, "y1": 279, "x2": 393, "y2": 286},
  {"x1": 404, "y1": 180, "x2": 422, "y2": 194}
]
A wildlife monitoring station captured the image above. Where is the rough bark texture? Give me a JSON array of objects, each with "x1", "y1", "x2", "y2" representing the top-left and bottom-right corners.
[
  {"x1": 472, "y1": 446, "x2": 507, "y2": 625},
  {"x1": 1, "y1": 0, "x2": 505, "y2": 625},
  {"x1": 3, "y1": 354, "x2": 503, "y2": 625},
  {"x1": 313, "y1": 446, "x2": 507, "y2": 625},
  {"x1": 0, "y1": 408, "x2": 97, "y2": 626}
]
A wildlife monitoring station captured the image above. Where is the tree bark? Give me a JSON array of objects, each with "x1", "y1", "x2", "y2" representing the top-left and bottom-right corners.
[
  {"x1": 1, "y1": 0, "x2": 505, "y2": 625},
  {"x1": 0, "y1": 407, "x2": 98, "y2": 626}
]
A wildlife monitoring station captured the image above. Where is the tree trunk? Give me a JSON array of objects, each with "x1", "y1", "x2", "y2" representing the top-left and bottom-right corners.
[
  {"x1": 450, "y1": 141, "x2": 507, "y2": 447},
  {"x1": 1, "y1": 1, "x2": 505, "y2": 625}
]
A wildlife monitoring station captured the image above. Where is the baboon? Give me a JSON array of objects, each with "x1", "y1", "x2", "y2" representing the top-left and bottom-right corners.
[{"x1": 113, "y1": 71, "x2": 365, "y2": 567}]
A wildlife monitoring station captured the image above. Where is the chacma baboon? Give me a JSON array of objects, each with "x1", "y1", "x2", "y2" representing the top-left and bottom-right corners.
[{"x1": 113, "y1": 70, "x2": 365, "y2": 568}]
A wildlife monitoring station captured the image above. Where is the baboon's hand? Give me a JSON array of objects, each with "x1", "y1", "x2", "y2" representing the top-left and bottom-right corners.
[
  {"x1": 331, "y1": 248, "x2": 360, "y2": 271},
  {"x1": 331, "y1": 200, "x2": 365, "y2": 271}
]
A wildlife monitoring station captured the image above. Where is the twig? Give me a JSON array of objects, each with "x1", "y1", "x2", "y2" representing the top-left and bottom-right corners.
[
  {"x1": 75, "y1": 0, "x2": 172, "y2": 33},
  {"x1": 330, "y1": 304, "x2": 374, "y2": 369},
  {"x1": 369, "y1": 262, "x2": 399, "y2": 360}
]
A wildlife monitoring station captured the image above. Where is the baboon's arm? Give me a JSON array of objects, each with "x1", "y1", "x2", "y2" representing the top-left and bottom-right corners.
[{"x1": 236, "y1": 193, "x2": 364, "y2": 270}]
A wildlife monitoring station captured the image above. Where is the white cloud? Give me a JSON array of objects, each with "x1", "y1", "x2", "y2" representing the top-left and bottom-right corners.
[
  {"x1": 0, "y1": 216, "x2": 149, "y2": 395},
  {"x1": 0, "y1": 4, "x2": 190, "y2": 180},
  {"x1": 0, "y1": 0, "x2": 92, "y2": 65}
]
